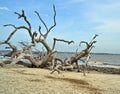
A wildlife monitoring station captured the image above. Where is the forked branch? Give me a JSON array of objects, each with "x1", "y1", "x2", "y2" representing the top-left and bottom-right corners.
[
  {"x1": 47, "y1": 4, "x2": 56, "y2": 35},
  {"x1": 35, "y1": 4, "x2": 56, "y2": 39},
  {"x1": 34, "y1": 11, "x2": 49, "y2": 34},
  {"x1": 3, "y1": 10, "x2": 34, "y2": 43},
  {"x1": 14, "y1": 10, "x2": 31, "y2": 31}
]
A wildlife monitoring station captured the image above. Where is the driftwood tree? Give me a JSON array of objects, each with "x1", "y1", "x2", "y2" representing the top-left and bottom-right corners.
[
  {"x1": 0, "y1": 5, "x2": 74, "y2": 68},
  {"x1": 0, "y1": 5, "x2": 98, "y2": 76},
  {"x1": 70, "y1": 34, "x2": 98, "y2": 75},
  {"x1": 51, "y1": 34, "x2": 98, "y2": 75}
]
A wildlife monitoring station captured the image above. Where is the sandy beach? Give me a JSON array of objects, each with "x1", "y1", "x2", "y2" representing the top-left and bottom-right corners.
[{"x1": 0, "y1": 67, "x2": 120, "y2": 94}]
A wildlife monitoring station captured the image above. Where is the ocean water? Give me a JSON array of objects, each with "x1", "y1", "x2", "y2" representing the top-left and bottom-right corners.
[
  {"x1": 90, "y1": 54, "x2": 120, "y2": 65},
  {"x1": 0, "y1": 52, "x2": 120, "y2": 67},
  {"x1": 55, "y1": 52, "x2": 120, "y2": 66}
]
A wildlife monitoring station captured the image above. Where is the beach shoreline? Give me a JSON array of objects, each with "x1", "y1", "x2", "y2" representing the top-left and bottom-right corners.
[{"x1": 0, "y1": 59, "x2": 120, "y2": 74}]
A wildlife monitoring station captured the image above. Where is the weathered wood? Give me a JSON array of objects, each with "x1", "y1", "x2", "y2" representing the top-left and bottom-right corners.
[
  {"x1": 0, "y1": 4, "x2": 98, "y2": 76},
  {"x1": 68, "y1": 34, "x2": 98, "y2": 75}
]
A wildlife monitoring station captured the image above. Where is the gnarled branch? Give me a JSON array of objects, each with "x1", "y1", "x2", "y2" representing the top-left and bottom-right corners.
[
  {"x1": 14, "y1": 10, "x2": 32, "y2": 31},
  {"x1": 52, "y1": 38, "x2": 74, "y2": 50}
]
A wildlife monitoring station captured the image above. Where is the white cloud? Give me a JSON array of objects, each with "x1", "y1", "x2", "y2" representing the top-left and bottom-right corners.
[
  {"x1": 0, "y1": 7, "x2": 10, "y2": 11},
  {"x1": 94, "y1": 20, "x2": 120, "y2": 32},
  {"x1": 84, "y1": 1, "x2": 120, "y2": 32}
]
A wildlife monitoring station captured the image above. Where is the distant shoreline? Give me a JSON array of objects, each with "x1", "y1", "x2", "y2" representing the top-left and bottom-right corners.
[{"x1": 0, "y1": 50, "x2": 120, "y2": 55}]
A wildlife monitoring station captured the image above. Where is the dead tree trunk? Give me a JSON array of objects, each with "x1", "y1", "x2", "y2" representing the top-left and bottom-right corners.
[{"x1": 70, "y1": 34, "x2": 98, "y2": 74}]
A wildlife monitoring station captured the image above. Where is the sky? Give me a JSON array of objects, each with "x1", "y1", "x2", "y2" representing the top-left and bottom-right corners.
[{"x1": 0, "y1": 0, "x2": 120, "y2": 54}]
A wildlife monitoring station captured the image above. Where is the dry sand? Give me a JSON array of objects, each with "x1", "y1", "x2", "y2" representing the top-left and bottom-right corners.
[{"x1": 0, "y1": 67, "x2": 120, "y2": 94}]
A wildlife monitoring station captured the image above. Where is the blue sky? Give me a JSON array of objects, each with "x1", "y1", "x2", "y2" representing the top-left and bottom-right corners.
[{"x1": 0, "y1": 0, "x2": 120, "y2": 53}]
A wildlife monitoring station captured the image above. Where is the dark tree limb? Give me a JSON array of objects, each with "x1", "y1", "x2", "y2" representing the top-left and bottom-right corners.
[
  {"x1": 14, "y1": 10, "x2": 32, "y2": 31},
  {"x1": 90, "y1": 34, "x2": 99, "y2": 43},
  {"x1": 4, "y1": 24, "x2": 16, "y2": 29},
  {"x1": 38, "y1": 26, "x2": 44, "y2": 38},
  {"x1": 52, "y1": 38, "x2": 74, "y2": 50},
  {"x1": 79, "y1": 41, "x2": 89, "y2": 47}
]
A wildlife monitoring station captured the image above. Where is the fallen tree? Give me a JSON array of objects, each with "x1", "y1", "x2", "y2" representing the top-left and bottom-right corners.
[
  {"x1": 0, "y1": 5, "x2": 74, "y2": 69},
  {"x1": 0, "y1": 5, "x2": 98, "y2": 76},
  {"x1": 51, "y1": 34, "x2": 98, "y2": 75}
]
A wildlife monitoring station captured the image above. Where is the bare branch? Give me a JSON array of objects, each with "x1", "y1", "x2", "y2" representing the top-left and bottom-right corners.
[
  {"x1": 93, "y1": 34, "x2": 99, "y2": 40},
  {"x1": 88, "y1": 45, "x2": 94, "y2": 53},
  {"x1": 18, "y1": 32, "x2": 37, "y2": 52},
  {"x1": 38, "y1": 26, "x2": 44, "y2": 38},
  {"x1": 4, "y1": 24, "x2": 16, "y2": 29},
  {"x1": 35, "y1": 38, "x2": 52, "y2": 54},
  {"x1": 21, "y1": 43, "x2": 35, "y2": 53},
  {"x1": 55, "y1": 38, "x2": 74, "y2": 44},
  {"x1": 34, "y1": 11, "x2": 49, "y2": 34},
  {"x1": 35, "y1": 4, "x2": 56, "y2": 39},
  {"x1": 46, "y1": 4, "x2": 56, "y2": 37},
  {"x1": 15, "y1": 10, "x2": 30, "y2": 28},
  {"x1": 5, "y1": 26, "x2": 30, "y2": 42},
  {"x1": 89, "y1": 41, "x2": 97, "y2": 47},
  {"x1": 14, "y1": 10, "x2": 33, "y2": 38},
  {"x1": 6, "y1": 41, "x2": 18, "y2": 52},
  {"x1": 4, "y1": 10, "x2": 35, "y2": 42},
  {"x1": 15, "y1": 10, "x2": 31, "y2": 29},
  {"x1": 79, "y1": 34, "x2": 98, "y2": 49},
  {"x1": 31, "y1": 31, "x2": 37, "y2": 43},
  {"x1": 0, "y1": 41, "x2": 18, "y2": 52},
  {"x1": 90, "y1": 34, "x2": 99, "y2": 43},
  {"x1": 14, "y1": 12, "x2": 22, "y2": 19},
  {"x1": 52, "y1": 38, "x2": 74, "y2": 50},
  {"x1": 79, "y1": 41, "x2": 89, "y2": 47}
]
